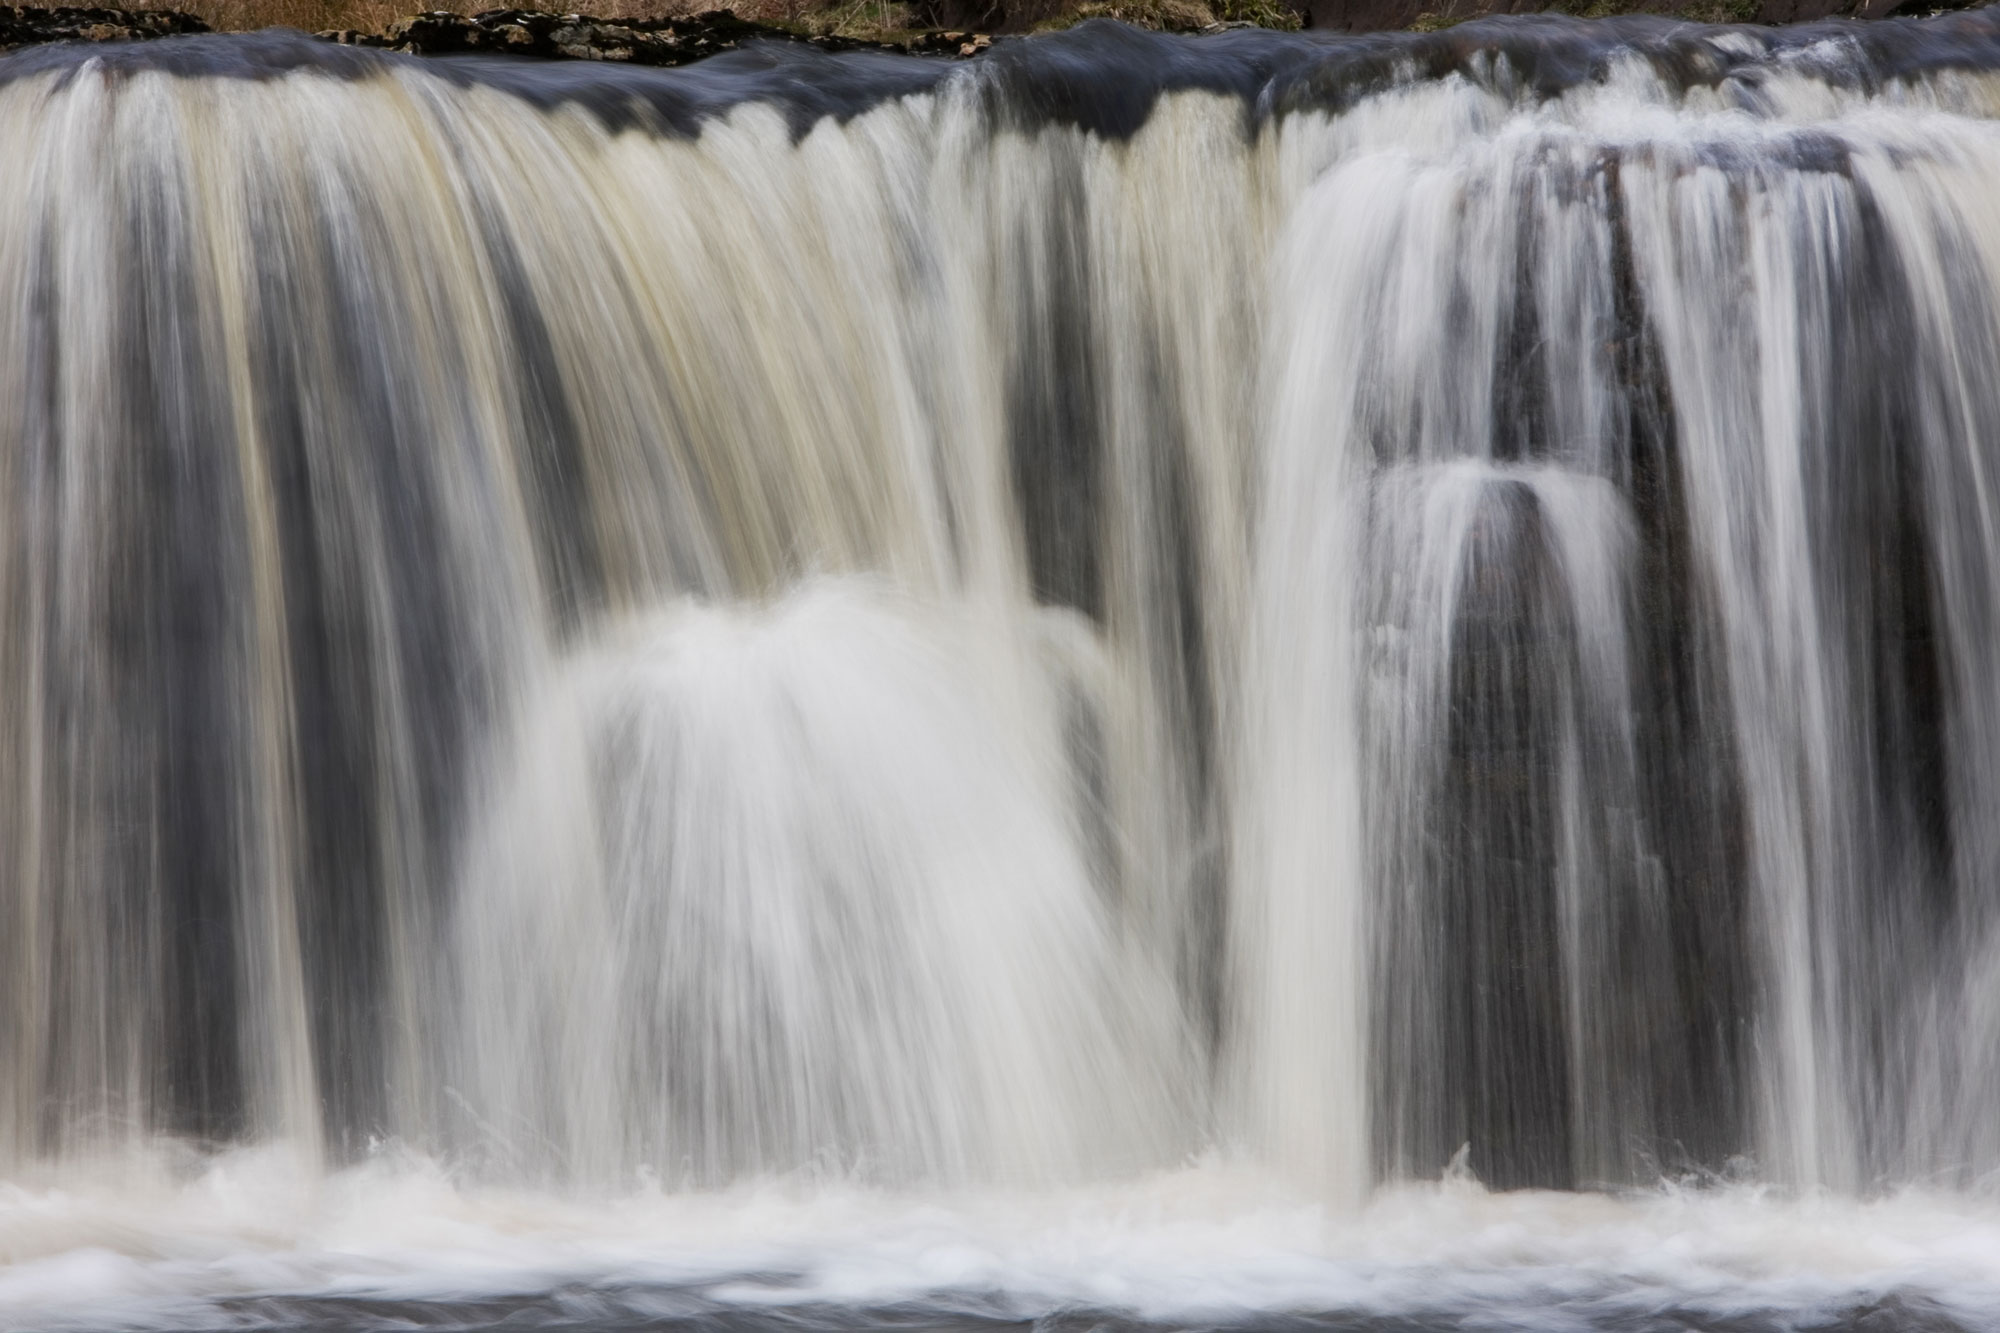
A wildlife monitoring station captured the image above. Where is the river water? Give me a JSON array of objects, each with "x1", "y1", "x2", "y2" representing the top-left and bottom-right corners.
[{"x1": 6, "y1": 12, "x2": 2000, "y2": 1328}]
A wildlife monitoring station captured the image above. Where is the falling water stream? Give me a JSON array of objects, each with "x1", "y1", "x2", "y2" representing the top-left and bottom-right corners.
[{"x1": 8, "y1": 10, "x2": 2000, "y2": 1329}]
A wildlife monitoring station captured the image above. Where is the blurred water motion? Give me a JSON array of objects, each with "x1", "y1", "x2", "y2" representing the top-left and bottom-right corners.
[{"x1": 8, "y1": 12, "x2": 2000, "y2": 1327}]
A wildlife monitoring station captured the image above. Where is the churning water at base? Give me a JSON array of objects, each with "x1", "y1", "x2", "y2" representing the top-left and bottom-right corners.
[
  {"x1": 13, "y1": 7, "x2": 2000, "y2": 1328},
  {"x1": 9, "y1": 1154, "x2": 2000, "y2": 1331}
]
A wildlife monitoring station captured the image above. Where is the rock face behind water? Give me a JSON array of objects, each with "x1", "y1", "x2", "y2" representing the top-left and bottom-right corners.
[
  {"x1": 0, "y1": 5, "x2": 206, "y2": 50},
  {"x1": 320, "y1": 8, "x2": 992, "y2": 60}
]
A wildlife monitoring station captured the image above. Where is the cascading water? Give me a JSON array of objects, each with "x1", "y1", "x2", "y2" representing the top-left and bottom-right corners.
[{"x1": 10, "y1": 11, "x2": 2000, "y2": 1329}]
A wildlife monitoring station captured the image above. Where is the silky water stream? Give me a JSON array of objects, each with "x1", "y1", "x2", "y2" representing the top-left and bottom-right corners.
[{"x1": 6, "y1": 11, "x2": 2000, "y2": 1329}]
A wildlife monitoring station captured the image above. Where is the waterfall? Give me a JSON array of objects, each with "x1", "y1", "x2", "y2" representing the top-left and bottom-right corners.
[
  {"x1": 451, "y1": 582, "x2": 1190, "y2": 1187},
  {"x1": 11, "y1": 13, "x2": 2000, "y2": 1321}
]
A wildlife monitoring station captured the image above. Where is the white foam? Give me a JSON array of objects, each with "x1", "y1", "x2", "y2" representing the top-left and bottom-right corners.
[{"x1": 3, "y1": 1149, "x2": 1999, "y2": 1330}]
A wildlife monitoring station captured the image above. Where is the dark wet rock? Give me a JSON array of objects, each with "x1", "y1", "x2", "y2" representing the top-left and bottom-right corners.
[
  {"x1": 0, "y1": 2, "x2": 993, "y2": 61},
  {"x1": 364, "y1": 8, "x2": 994, "y2": 63},
  {"x1": 5, "y1": 2, "x2": 2000, "y2": 145},
  {"x1": 0, "y1": 0, "x2": 1983, "y2": 67},
  {"x1": 1257, "y1": 6, "x2": 2000, "y2": 115},
  {"x1": 0, "y1": 4, "x2": 206, "y2": 50},
  {"x1": 1303, "y1": 0, "x2": 1966, "y2": 34},
  {"x1": 0, "y1": 22, "x2": 967, "y2": 136}
]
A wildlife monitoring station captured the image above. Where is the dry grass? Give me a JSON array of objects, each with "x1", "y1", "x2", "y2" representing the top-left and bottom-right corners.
[
  {"x1": 787, "y1": 0, "x2": 920, "y2": 37},
  {"x1": 1023, "y1": 0, "x2": 1298, "y2": 30}
]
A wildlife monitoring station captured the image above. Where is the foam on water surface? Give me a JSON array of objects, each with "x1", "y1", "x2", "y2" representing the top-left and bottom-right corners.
[{"x1": 4, "y1": 1155, "x2": 2000, "y2": 1331}]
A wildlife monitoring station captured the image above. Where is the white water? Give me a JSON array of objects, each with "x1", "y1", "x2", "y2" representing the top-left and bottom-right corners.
[
  {"x1": 452, "y1": 582, "x2": 1190, "y2": 1188},
  {"x1": 4, "y1": 1152, "x2": 2000, "y2": 1330},
  {"x1": 8, "y1": 14, "x2": 2000, "y2": 1326}
]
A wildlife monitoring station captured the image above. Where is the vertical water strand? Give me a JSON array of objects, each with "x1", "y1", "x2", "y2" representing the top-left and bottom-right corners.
[
  {"x1": 1796, "y1": 118, "x2": 2000, "y2": 1185},
  {"x1": 943, "y1": 91, "x2": 1266, "y2": 1101},
  {"x1": 1231, "y1": 118, "x2": 1380, "y2": 1204},
  {"x1": 0, "y1": 65, "x2": 274, "y2": 1153},
  {"x1": 180, "y1": 71, "x2": 321, "y2": 1162},
  {"x1": 1859, "y1": 130, "x2": 2000, "y2": 1180},
  {"x1": 252, "y1": 67, "x2": 553, "y2": 1157},
  {"x1": 0, "y1": 68, "x2": 61, "y2": 1166},
  {"x1": 1625, "y1": 142, "x2": 1887, "y2": 1189},
  {"x1": 1071, "y1": 93, "x2": 1266, "y2": 1072},
  {"x1": 1625, "y1": 148, "x2": 1813, "y2": 1186},
  {"x1": 11, "y1": 64, "x2": 157, "y2": 1157}
]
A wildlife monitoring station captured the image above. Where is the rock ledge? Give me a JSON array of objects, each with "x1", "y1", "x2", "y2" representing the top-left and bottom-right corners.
[{"x1": 0, "y1": 4, "x2": 207, "y2": 49}]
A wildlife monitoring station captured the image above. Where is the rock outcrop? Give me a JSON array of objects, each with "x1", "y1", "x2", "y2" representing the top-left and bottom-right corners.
[
  {"x1": 322, "y1": 8, "x2": 995, "y2": 60},
  {"x1": 1304, "y1": 0, "x2": 1973, "y2": 31},
  {"x1": 0, "y1": 0, "x2": 1975, "y2": 65},
  {"x1": 0, "y1": 4, "x2": 206, "y2": 50}
]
